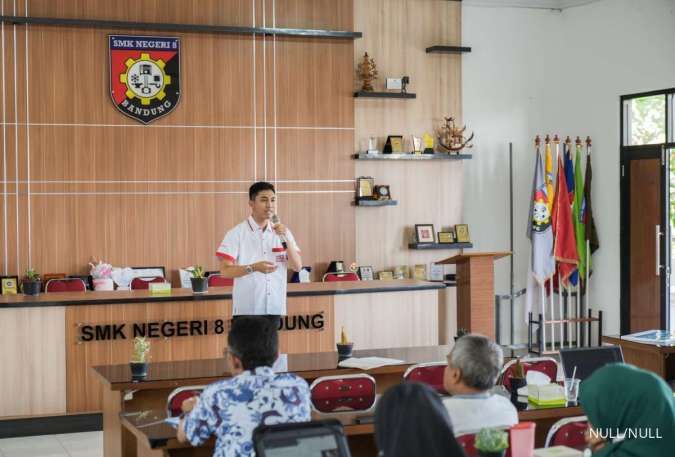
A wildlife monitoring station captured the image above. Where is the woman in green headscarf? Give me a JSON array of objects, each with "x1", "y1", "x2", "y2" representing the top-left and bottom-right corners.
[{"x1": 579, "y1": 363, "x2": 674, "y2": 456}]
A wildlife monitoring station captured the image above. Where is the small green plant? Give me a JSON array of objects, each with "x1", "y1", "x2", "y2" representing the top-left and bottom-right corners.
[
  {"x1": 131, "y1": 337, "x2": 151, "y2": 363},
  {"x1": 190, "y1": 266, "x2": 205, "y2": 279},
  {"x1": 25, "y1": 268, "x2": 40, "y2": 281},
  {"x1": 475, "y1": 428, "x2": 509, "y2": 453}
]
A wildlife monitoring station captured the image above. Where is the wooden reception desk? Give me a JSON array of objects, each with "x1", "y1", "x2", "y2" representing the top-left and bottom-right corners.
[{"x1": 0, "y1": 280, "x2": 443, "y2": 418}]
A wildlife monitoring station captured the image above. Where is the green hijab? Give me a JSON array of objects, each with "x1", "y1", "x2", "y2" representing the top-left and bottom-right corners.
[{"x1": 579, "y1": 363, "x2": 675, "y2": 457}]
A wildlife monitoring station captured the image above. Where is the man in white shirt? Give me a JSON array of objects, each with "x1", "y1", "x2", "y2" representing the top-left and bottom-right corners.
[
  {"x1": 442, "y1": 334, "x2": 518, "y2": 435},
  {"x1": 216, "y1": 182, "x2": 302, "y2": 328}
]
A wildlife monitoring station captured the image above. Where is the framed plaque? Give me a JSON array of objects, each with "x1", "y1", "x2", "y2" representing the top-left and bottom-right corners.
[
  {"x1": 454, "y1": 224, "x2": 471, "y2": 243},
  {"x1": 378, "y1": 271, "x2": 394, "y2": 281},
  {"x1": 131, "y1": 266, "x2": 167, "y2": 279},
  {"x1": 383, "y1": 135, "x2": 404, "y2": 153},
  {"x1": 415, "y1": 224, "x2": 435, "y2": 244},
  {"x1": 438, "y1": 231, "x2": 455, "y2": 244},
  {"x1": 1, "y1": 276, "x2": 18, "y2": 294},
  {"x1": 373, "y1": 185, "x2": 391, "y2": 200},
  {"x1": 358, "y1": 266, "x2": 374, "y2": 281},
  {"x1": 356, "y1": 176, "x2": 375, "y2": 200},
  {"x1": 413, "y1": 264, "x2": 427, "y2": 280}
]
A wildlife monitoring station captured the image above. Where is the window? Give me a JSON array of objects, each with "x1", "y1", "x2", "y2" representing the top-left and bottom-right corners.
[{"x1": 624, "y1": 95, "x2": 666, "y2": 146}]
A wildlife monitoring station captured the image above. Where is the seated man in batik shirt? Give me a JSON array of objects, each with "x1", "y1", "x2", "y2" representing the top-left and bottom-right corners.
[{"x1": 177, "y1": 316, "x2": 311, "y2": 456}]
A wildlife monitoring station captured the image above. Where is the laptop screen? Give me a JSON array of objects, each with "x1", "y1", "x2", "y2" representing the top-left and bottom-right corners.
[
  {"x1": 559, "y1": 346, "x2": 624, "y2": 381},
  {"x1": 254, "y1": 420, "x2": 350, "y2": 457}
]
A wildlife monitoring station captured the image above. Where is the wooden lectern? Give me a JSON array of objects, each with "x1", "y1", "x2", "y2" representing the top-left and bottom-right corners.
[{"x1": 437, "y1": 252, "x2": 511, "y2": 340}]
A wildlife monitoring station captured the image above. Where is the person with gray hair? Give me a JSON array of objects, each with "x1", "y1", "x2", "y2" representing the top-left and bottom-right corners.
[{"x1": 442, "y1": 334, "x2": 518, "y2": 435}]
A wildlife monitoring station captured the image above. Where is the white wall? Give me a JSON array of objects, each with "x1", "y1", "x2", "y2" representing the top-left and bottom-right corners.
[{"x1": 462, "y1": 0, "x2": 675, "y2": 344}]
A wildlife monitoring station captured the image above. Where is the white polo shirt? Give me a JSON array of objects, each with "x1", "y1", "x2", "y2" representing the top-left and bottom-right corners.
[
  {"x1": 216, "y1": 216, "x2": 299, "y2": 316},
  {"x1": 442, "y1": 393, "x2": 518, "y2": 436}
]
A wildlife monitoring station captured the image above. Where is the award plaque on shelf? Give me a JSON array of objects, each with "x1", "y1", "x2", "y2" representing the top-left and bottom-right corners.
[
  {"x1": 383, "y1": 135, "x2": 404, "y2": 153},
  {"x1": 378, "y1": 271, "x2": 394, "y2": 281},
  {"x1": 422, "y1": 132, "x2": 434, "y2": 154},
  {"x1": 1, "y1": 276, "x2": 18, "y2": 294},
  {"x1": 373, "y1": 185, "x2": 391, "y2": 200},
  {"x1": 413, "y1": 264, "x2": 427, "y2": 280},
  {"x1": 438, "y1": 231, "x2": 455, "y2": 243},
  {"x1": 412, "y1": 136, "x2": 422, "y2": 154},
  {"x1": 358, "y1": 266, "x2": 374, "y2": 280},
  {"x1": 356, "y1": 176, "x2": 375, "y2": 199},
  {"x1": 455, "y1": 224, "x2": 471, "y2": 243}
]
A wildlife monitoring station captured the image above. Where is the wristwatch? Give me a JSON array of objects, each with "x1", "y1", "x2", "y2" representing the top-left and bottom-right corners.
[{"x1": 245, "y1": 265, "x2": 254, "y2": 275}]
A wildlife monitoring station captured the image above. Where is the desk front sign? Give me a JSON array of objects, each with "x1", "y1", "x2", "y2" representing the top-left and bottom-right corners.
[{"x1": 76, "y1": 312, "x2": 326, "y2": 342}]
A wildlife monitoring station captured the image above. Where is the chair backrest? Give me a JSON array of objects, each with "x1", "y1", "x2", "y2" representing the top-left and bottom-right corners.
[
  {"x1": 402, "y1": 362, "x2": 448, "y2": 394},
  {"x1": 45, "y1": 278, "x2": 87, "y2": 293},
  {"x1": 310, "y1": 374, "x2": 376, "y2": 413},
  {"x1": 322, "y1": 272, "x2": 360, "y2": 282},
  {"x1": 207, "y1": 274, "x2": 233, "y2": 287},
  {"x1": 166, "y1": 385, "x2": 206, "y2": 418},
  {"x1": 457, "y1": 433, "x2": 478, "y2": 457},
  {"x1": 130, "y1": 276, "x2": 167, "y2": 290},
  {"x1": 499, "y1": 357, "x2": 561, "y2": 391},
  {"x1": 545, "y1": 416, "x2": 588, "y2": 450}
]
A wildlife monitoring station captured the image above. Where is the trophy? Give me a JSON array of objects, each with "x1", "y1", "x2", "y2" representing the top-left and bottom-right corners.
[
  {"x1": 367, "y1": 137, "x2": 379, "y2": 154},
  {"x1": 422, "y1": 133, "x2": 435, "y2": 154},
  {"x1": 356, "y1": 52, "x2": 378, "y2": 92}
]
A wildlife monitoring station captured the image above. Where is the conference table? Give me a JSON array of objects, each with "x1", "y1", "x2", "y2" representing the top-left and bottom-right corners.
[
  {"x1": 119, "y1": 400, "x2": 583, "y2": 457},
  {"x1": 93, "y1": 345, "x2": 583, "y2": 457}
]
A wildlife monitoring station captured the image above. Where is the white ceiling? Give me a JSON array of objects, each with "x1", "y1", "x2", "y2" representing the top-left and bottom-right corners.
[{"x1": 463, "y1": 0, "x2": 602, "y2": 10}]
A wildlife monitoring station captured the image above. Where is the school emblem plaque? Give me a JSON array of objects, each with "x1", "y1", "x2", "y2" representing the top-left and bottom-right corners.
[{"x1": 109, "y1": 35, "x2": 181, "y2": 124}]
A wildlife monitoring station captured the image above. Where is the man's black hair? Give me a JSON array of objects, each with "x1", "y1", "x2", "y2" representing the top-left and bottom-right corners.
[
  {"x1": 227, "y1": 316, "x2": 278, "y2": 370},
  {"x1": 249, "y1": 181, "x2": 276, "y2": 201}
]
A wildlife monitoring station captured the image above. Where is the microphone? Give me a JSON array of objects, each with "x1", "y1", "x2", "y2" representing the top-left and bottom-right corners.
[{"x1": 271, "y1": 214, "x2": 288, "y2": 249}]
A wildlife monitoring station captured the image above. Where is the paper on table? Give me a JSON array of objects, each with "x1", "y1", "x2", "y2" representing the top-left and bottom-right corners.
[
  {"x1": 165, "y1": 416, "x2": 180, "y2": 428},
  {"x1": 338, "y1": 357, "x2": 406, "y2": 370}
]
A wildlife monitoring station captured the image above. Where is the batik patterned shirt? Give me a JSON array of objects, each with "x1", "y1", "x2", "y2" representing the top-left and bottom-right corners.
[{"x1": 183, "y1": 366, "x2": 311, "y2": 457}]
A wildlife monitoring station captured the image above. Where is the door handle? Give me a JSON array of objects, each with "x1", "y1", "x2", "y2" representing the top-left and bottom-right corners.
[{"x1": 656, "y1": 225, "x2": 663, "y2": 276}]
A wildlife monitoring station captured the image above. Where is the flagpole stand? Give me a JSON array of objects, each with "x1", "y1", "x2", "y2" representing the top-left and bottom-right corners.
[
  {"x1": 528, "y1": 308, "x2": 604, "y2": 354},
  {"x1": 495, "y1": 289, "x2": 527, "y2": 356}
]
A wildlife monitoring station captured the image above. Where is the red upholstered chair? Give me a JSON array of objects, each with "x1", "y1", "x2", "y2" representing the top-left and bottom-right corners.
[
  {"x1": 499, "y1": 357, "x2": 561, "y2": 391},
  {"x1": 402, "y1": 362, "x2": 448, "y2": 394},
  {"x1": 166, "y1": 386, "x2": 206, "y2": 418},
  {"x1": 457, "y1": 434, "x2": 478, "y2": 457},
  {"x1": 45, "y1": 278, "x2": 87, "y2": 293},
  {"x1": 322, "y1": 272, "x2": 360, "y2": 282},
  {"x1": 130, "y1": 276, "x2": 167, "y2": 290},
  {"x1": 207, "y1": 274, "x2": 233, "y2": 287},
  {"x1": 310, "y1": 374, "x2": 376, "y2": 413},
  {"x1": 545, "y1": 416, "x2": 589, "y2": 450}
]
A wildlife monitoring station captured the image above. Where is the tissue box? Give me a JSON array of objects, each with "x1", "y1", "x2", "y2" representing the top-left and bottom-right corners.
[
  {"x1": 534, "y1": 446, "x2": 583, "y2": 457},
  {"x1": 527, "y1": 384, "x2": 566, "y2": 407},
  {"x1": 149, "y1": 282, "x2": 171, "y2": 296}
]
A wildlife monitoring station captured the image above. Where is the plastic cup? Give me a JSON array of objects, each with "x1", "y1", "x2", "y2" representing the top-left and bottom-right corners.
[
  {"x1": 510, "y1": 421, "x2": 536, "y2": 457},
  {"x1": 564, "y1": 378, "x2": 580, "y2": 402}
]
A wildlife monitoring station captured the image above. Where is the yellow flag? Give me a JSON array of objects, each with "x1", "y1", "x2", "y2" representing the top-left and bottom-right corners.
[{"x1": 544, "y1": 142, "x2": 555, "y2": 213}]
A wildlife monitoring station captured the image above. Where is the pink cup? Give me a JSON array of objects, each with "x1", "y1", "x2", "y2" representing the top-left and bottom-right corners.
[{"x1": 509, "y1": 422, "x2": 536, "y2": 457}]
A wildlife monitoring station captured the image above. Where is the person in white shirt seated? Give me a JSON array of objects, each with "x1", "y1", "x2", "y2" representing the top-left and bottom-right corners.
[{"x1": 442, "y1": 334, "x2": 518, "y2": 436}]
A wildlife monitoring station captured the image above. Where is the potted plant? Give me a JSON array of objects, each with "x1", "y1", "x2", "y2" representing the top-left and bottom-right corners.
[
  {"x1": 510, "y1": 358, "x2": 527, "y2": 395},
  {"x1": 454, "y1": 328, "x2": 469, "y2": 341},
  {"x1": 189, "y1": 266, "x2": 208, "y2": 293},
  {"x1": 336, "y1": 326, "x2": 353, "y2": 358},
  {"x1": 475, "y1": 428, "x2": 509, "y2": 457},
  {"x1": 130, "y1": 337, "x2": 151, "y2": 379},
  {"x1": 89, "y1": 258, "x2": 114, "y2": 291},
  {"x1": 22, "y1": 268, "x2": 41, "y2": 296}
]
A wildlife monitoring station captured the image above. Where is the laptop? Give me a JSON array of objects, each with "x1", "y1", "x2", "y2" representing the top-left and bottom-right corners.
[
  {"x1": 559, "y1": 346, "x2": 624, "y2": 381},
  {"x1": 253, "y1": 419, "x2": 351, "y2": 457}
]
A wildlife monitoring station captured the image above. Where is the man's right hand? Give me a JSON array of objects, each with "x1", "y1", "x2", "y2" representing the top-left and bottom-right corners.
[{"x1": 251, "y1": 261, "x2": 277, "y2": 274}]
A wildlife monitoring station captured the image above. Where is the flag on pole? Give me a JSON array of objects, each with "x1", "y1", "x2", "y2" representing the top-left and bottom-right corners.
[
  {"x1": 527, "y1": 145, "x2": 555, "y2": 284},
  {"x1": 573, "y1": 142, "x2": 587, "y2": 280},
  {"x1": 545, "y1": 140, "x2": 555, "y2": 215},
  {"x1": 564, "y1": 142, "x2": 579, "y2": 286},
  {"x1": 553, "y1": 155, "x2": 579, "y2": 286},
  {"x1": 584, "y1": 147, "x2": 599, "y2": 255}
]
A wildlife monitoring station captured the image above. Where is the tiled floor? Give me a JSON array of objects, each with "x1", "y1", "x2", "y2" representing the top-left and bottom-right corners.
[{"x1": 0, "y1": 431, "x2": 101, "y2": 457}]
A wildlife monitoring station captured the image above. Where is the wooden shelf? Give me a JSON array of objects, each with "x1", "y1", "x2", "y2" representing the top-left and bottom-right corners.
[
  {"x1": 0, "y1": 15, "x2": 363, "y2": 39},
  {"x1": 408, "y1": 242, "x2": 473, "y2": 250},
  {"x1": 354, "y1": 91, "x2": 416, "y2": 99},
  {"x1": 426, "y1": 45, "x2": 472, "y2": 54},
  {"x1": 353, "y1": 153, "x2": 472, "y2": 160},
  {"x1": 353, "y1": 199, "x2": 398, "y2": 207}
]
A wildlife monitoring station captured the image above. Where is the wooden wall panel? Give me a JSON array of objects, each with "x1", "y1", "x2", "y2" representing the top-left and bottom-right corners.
[
  {"x1": 353, "y1": 0, "x2": 464, "y2": 275},
  {"x1": 0, "y1": 0, "x2": 355, "y2": 278},
  {"x1": 0, "y1": 306, "x2": 66, "y2": 417},
  {"x1": 66, "y1": 297, "x2": 334, "y2": 412},
  {"x1": 333, "y1": 289, "x2": 439, "y2": 350}
]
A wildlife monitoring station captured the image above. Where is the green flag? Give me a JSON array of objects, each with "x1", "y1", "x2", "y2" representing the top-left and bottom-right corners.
[{"x1": 573, "y1": 144, "x2": 587, "y2": 280}]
